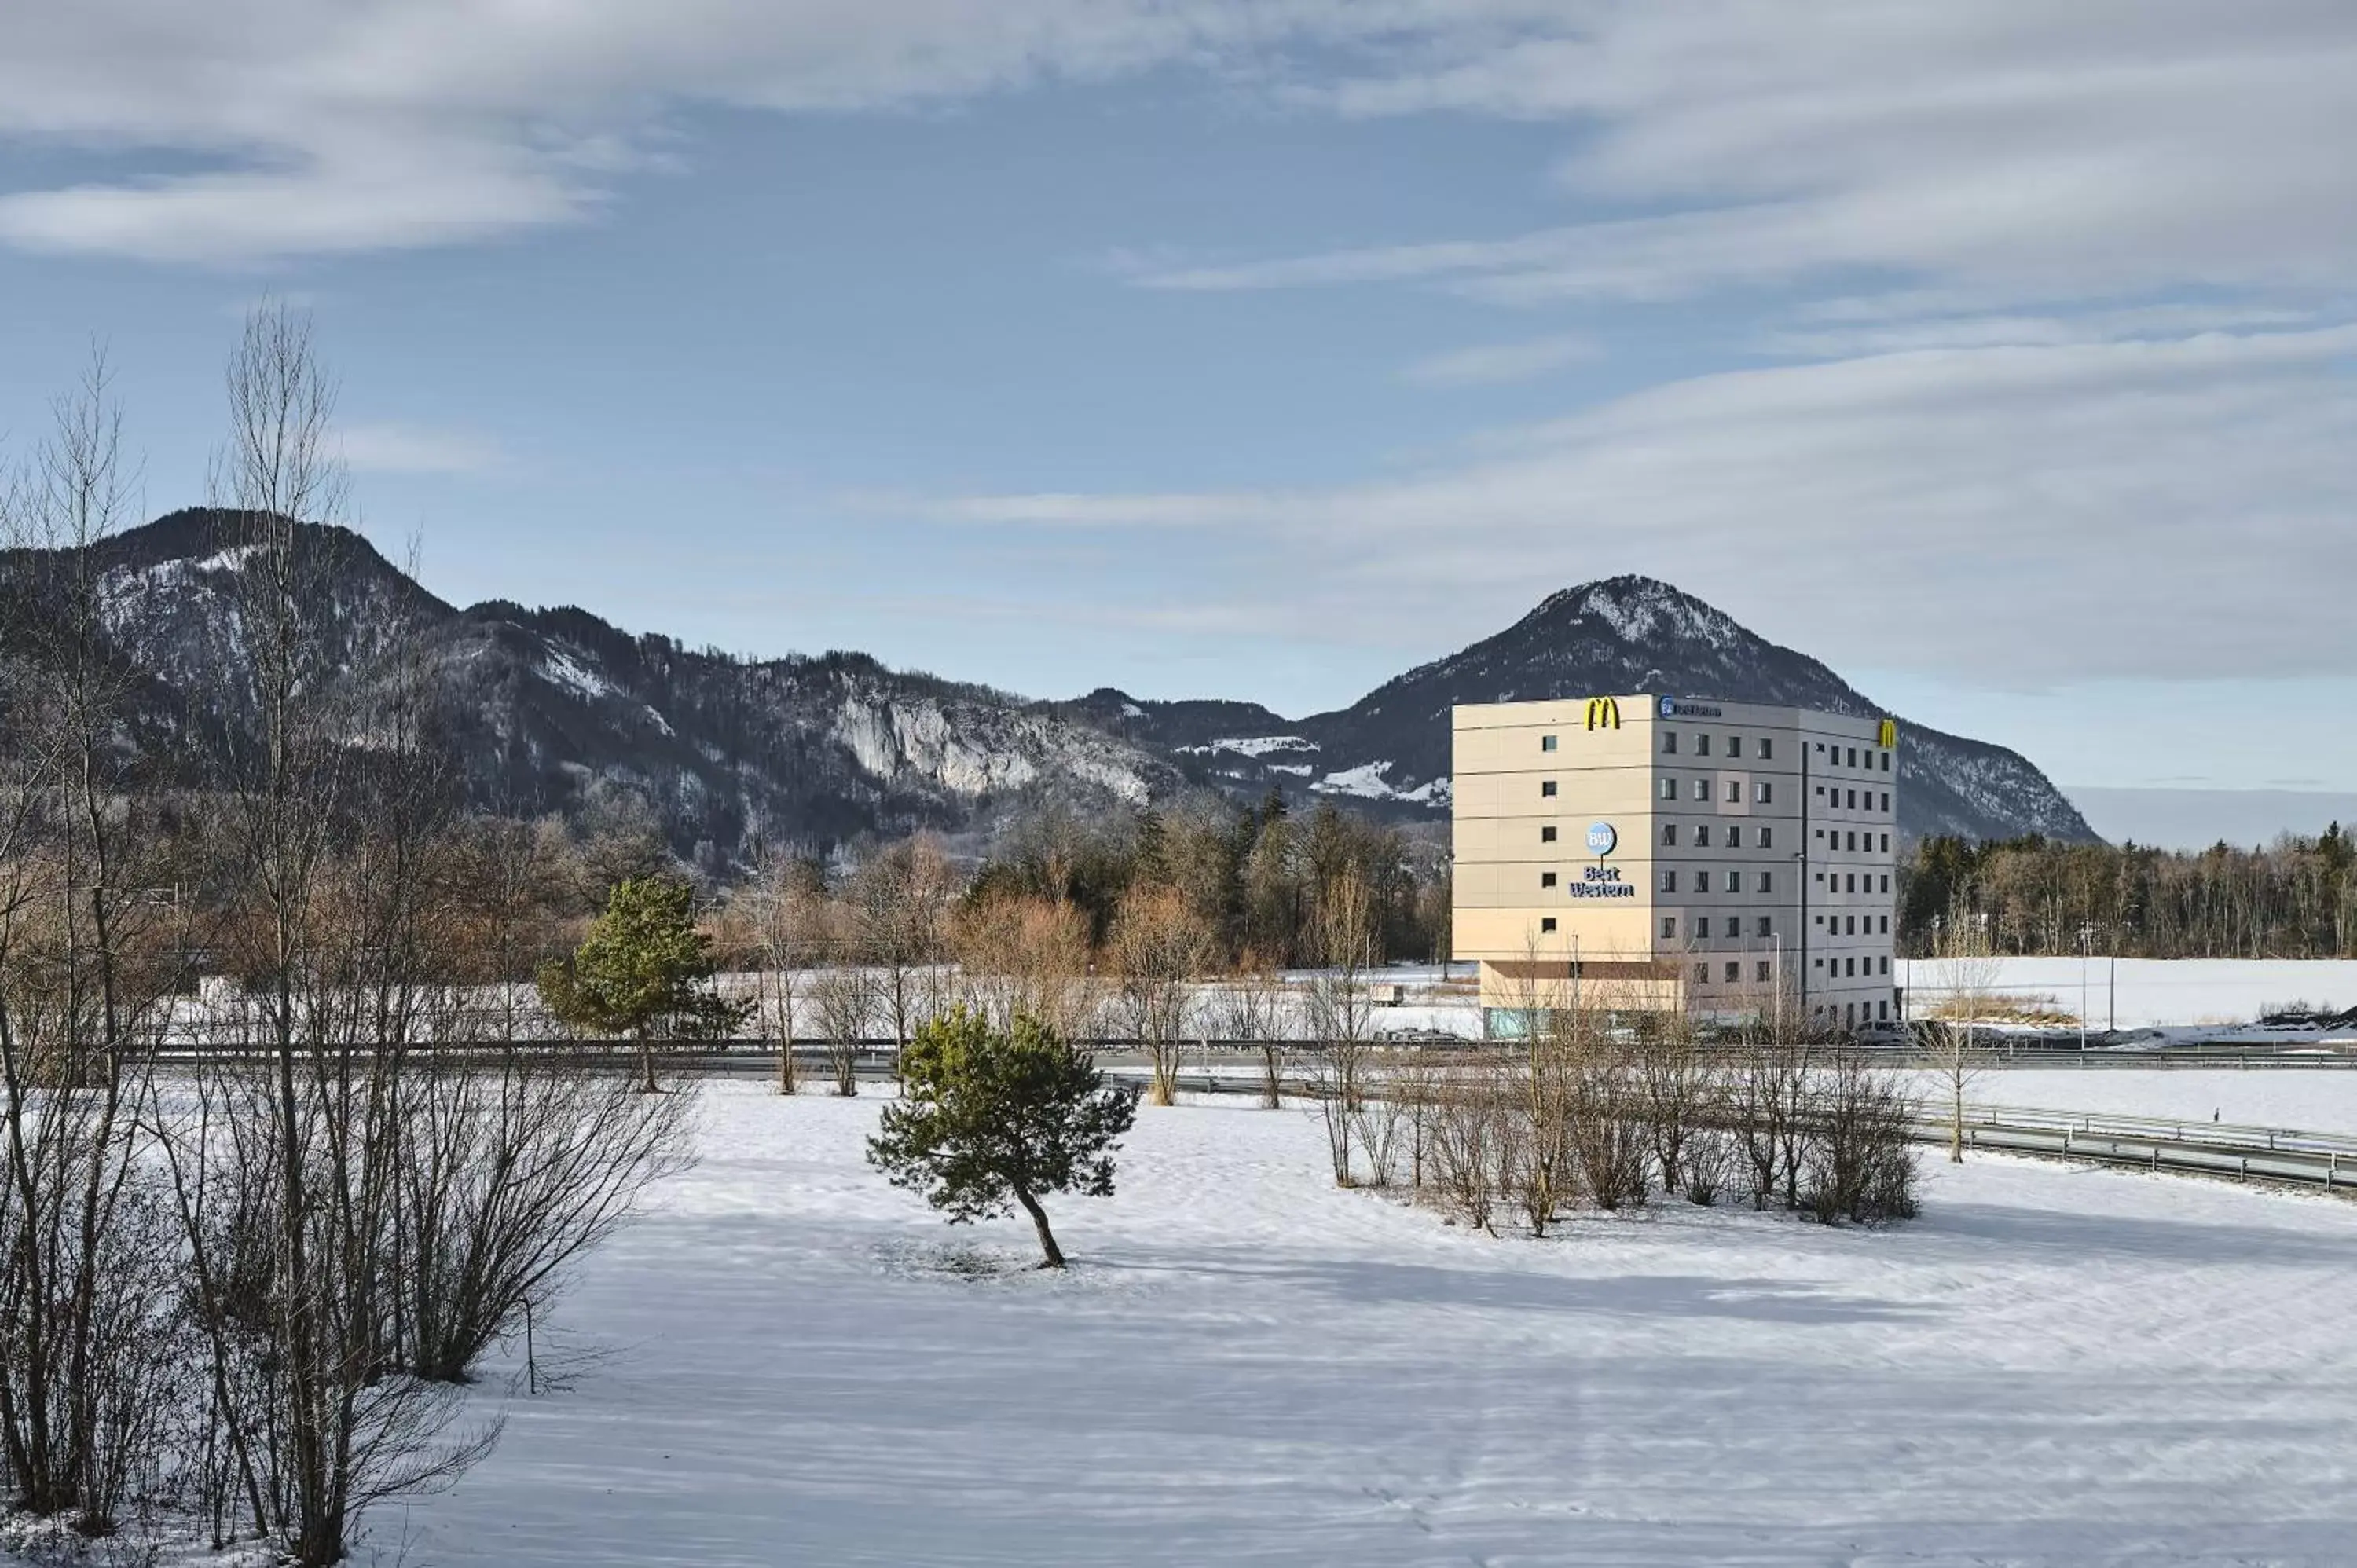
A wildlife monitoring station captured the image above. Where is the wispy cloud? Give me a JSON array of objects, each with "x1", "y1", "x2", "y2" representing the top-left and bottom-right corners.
[
  {"x1": 337, "y1": 421, "x2": 503, "y2": 475},
  {"x1": 915, "y1": 324, "x2": 2357, "y2": 685},
  {"x1": 1402, "y1": 333, "x2": 1596, "y2": 387}
]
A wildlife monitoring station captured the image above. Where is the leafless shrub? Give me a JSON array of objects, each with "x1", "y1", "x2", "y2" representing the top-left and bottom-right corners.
[
  {"x1": 809, "y1": 966, "x2": 874, "y2": 1097},
  {"x1": 1802, "y1": 1050, "x2": 1920, "y2": 1225}
]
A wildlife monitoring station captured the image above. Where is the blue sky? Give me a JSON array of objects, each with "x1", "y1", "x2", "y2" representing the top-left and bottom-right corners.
[{"x1": 3, "y1": 2, "x2": 2355, "y2": 841}]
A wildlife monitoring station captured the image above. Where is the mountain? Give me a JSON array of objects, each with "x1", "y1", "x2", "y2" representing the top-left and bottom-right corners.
[
  {"x1": 8, "y1": 514, "x2": 2094, "y2": 859},
  {"x1": 1204, "y1": 576, "x2": 2093, "y2": 844}
]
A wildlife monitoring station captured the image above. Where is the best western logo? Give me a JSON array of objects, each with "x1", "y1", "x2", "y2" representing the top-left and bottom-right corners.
[{"x1": 1585, "y1": 696, "x2": 1621, "y2": 731}]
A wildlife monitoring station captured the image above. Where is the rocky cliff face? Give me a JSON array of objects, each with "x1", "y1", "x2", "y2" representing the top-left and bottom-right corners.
[{"x1": 6, "y1": 513, "x2": 2095, "y2": 859}]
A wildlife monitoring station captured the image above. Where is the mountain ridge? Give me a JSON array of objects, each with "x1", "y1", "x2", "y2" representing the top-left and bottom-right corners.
[{"x1": 9, "y1": 511, "x2": 2097, "y2": 860}]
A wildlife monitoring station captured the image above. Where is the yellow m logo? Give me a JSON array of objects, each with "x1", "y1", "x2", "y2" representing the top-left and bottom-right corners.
[
  {"x1": 1585, "y1": 696, "x2": 1621, "y2": 731},
  {"x1": 1878, "y1": 718, "x2": 1897, "y2": 749}
]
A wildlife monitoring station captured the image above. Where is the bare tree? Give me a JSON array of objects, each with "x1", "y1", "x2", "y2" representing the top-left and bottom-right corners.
[
  {"x1": 742, "y1": 852, "x2": 824, "y2": 1096},
  {"x1": 849, "y1": 836, "x2": 956, "y2": 1067},
  {"x1": 1924, "y1": 899, "x2": 2000, "y2": 1163},
  {"x1": 1219, "y1": 953, "x2": 1290, "y2": 1108},
  {"x1": 1306, "y1": 869, "x2": 1380, "y2": 1186},
  {"x1": 1109, "y1": 884, "x2": 1215, "y2": 1108},
  {"x1": 810, "y1": 965, "x2": 874, "y2": 1097}
]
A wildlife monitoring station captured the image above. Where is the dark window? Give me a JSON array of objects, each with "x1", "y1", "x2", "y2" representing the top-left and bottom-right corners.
[
  {"x1": 1661, "y1": 916, "x2": 1677, "y2": 939},
  {"x1": 1880, "y1": 914, "x2": 1890, "y2": 934},
  {"x1": 1723, "y1": 917, "x2": 1739, "y2": 939},
  {"x1": 1846, "y1": 957, "x2": 1857, "y2": 976},
  {"x1": 1758, "y1": 871, "x2": 1772, "y2": 893},
  {"x1": 1757, "y1": 781, "x2": 1774, "y2": 804},
  {"x1": 1880, "y1": 834, "x2": 1890, "y2": 854},
  {"x1": 1881, "y1": 956, "x2": 1891, "y2": 975},
  {"x1": 1759, "y1": 738, "x2": 1774, "y2": 761},
  {"x1": 1697, "y1": 733, "x2": 1713, "y2": 757},
  {"x1": 1661, "y1": 822, "x2": 1678, "y2": 847},
  {"x1": 1724, "y1": 962, "x2": 1740, "y2": 984},
  {"x1": 1541, "y1": 917, "x2": 1557, "y2": 933},
  {"x1": 1756, "y1": 960, "x2": 1772, "y2": 983},
  {"x1": 1694, "y1": 870, "x2": 1711, "y2": 893},
  {"x1": 1541, "y1": 780, "x2": 1557, "y2": 797},
  {"x1": 1880, "y1": 873, "x2": 1890, "y2": 893},
  {"x1": 1846, "y1": 874, "x2": 1857, "y2": 893},
  {"x1": 1846, "y1": 789, "x2": 1857, "y2": 809},
  {"x1": 1756, "y1": 916, "x2": 1772, "y2": 937},
  {"x1": 1541, "y1": 735, "x2": 1558, "y2": 752},
  {"x1": 1693, "y1": 779, "x2": 1710, "y2": 801},
  {"x1": 1660, "y1": 870, "x2": 1677, "y2": 893},
  {"x1": 1692, "y1": 962, "x2": 1709, "y2": 984},
  {"x1": 1847, "y1": 747, "x2": 1859, "y2": 767},
  {"x1": 1880, "y1": 791, "x2": 1890, "y2": 811},
  {"x1": 1725, "y1": 824, "x2": 1741, "y2": 848},
  {"x1": 1757, "y1": 826, "x2": 1773, "y2": 848},
  {"x1": 1541, "y1": 872, "x2": 1557, "y2": 888},
  {"x1": 1729, "y1": 736, "x2": 1744, "y2": 758},
  {"x1": 1541, "y1": 826, "x2": 1557, "y2": 842},
  {"x1": 1659, "y1": 777, "x2": 1677, "y2": 801},
  {"x1": 1879, "y1": 998, "x2": 1890, "y2": 1020},
  {"x1": 1846, "y1": 832, "x2": 1858, "y2": 852},
  {"x1": 1662, "y1": 731, "x2": 1679, "y2": 754},
  {"x1": 1882, "y1": 752, "x2": 1891, "y2": 772}
]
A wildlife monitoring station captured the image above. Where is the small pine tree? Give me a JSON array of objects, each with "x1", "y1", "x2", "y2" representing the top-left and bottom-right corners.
[
  {"x1": 539, "y1": 876, "x2": 747, "y2": 1092},
  {"x1": 867, "y1": 1007, "x2": 1141, "y2": 1268}
]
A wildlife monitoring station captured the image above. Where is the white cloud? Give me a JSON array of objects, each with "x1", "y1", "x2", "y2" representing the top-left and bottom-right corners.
[
  {"x1": 1402, "y1": 333, "x2": 1596, "y2": 387},
  {"x1": 337, "y1": 421, "x2": 502, "y2": 475},
  {"x1": 921, "y1": 324, "x2": 2357, "y2": 686}
]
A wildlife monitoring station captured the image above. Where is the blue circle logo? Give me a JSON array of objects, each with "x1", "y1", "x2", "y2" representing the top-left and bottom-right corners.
[
  {"x1": 1658, "y1": 694, "x2": 1677, "y2": 718},
  {"x1": 1585, "y1": 821, "x2": 1617, "y2": 855}
]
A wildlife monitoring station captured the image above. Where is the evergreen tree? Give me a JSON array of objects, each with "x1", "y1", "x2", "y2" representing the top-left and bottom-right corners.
[
  {"x1": 539, "y1": 876, "x2": 746, "y2": 1091},
  {"x1": 867, "y1": 1007, "x2": 1141, "y2": 1268}
]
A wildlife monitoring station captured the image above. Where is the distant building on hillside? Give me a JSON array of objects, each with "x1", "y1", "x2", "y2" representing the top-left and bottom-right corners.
[{"x1": 1451, "y1": 694, "x2": 1898, "y2": 1034}]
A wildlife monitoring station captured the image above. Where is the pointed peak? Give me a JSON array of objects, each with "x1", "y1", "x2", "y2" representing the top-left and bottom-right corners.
[{"x1": 1517, "y1": 575, "x2": 1743, "y2": 648}]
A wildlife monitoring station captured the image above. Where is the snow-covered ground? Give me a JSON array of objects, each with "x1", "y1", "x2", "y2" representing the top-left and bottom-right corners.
[
  {"x1": 1897, "y1": 956, "x2": 2357, "y2": 1031},
  {"x1": 313, "y1": 1085, "x2": 2357, "y2": 1566},
  {"x1": 1936, "y1": 1069, "x2": 2357, "y2": 1138}
]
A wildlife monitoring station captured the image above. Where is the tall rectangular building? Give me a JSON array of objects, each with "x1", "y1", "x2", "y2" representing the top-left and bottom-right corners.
[{"x1": 1452, "y1": 694, "x2": 1899, "y2": 1032}]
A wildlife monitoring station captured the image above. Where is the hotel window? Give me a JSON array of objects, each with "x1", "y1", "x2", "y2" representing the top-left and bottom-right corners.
[
  {"x1": 1696, "y1": 733, "x2": 1713, "y2": 757},
  {"x1": 1661, "y1": 822, "x2": 1678, "y2": 847},
  {"x1": 1880, "y1": 791, "x2": 1890, "y2": 811},
  {"x1": 1541, "y1": 872, "x2": 1557, "y2": 888},
  {"x1": 1662, "y1": 731, "x2": 1679, "y2": 754},
  {"x1": 1724, "y1": 824, "x2": 1741, "y2": 848},
  {"x1": 1724, "y1": 916, "x2": 1739, "y2": 939},
  {"x1": 1661, "y1": 916, "x2": 1677, "y2": 939},
  {"x1": 1756, "y1": 826, "x2": 1773, "y2": 849},
  {"x1": 1541, "y1": 735, "x2": 1558, "y2": 752},
  {"x1": 1880, "y1": 834, "x2": 1890, "y2": 854},
  {"x1": 1541, "y1": 918, "x2": 1557, "y2": 933},
  {"x1": 1846, "y1": 957, "x2": 1857, "y2": 976},
  {"x1": 1881, "y1": 956, "x2": 1891, "y2": 975},
  {"x1": 1755, "y1": 960, "x2": 1772, "y2": 983},
  {"x1": 1881, "y1": 752, "x2": 1891, "y2": 771},
  {"x1": 1846, "y1": 874, "x2": 1857, "y2": 892},
  {"x1": 1694, "y1": 870, "x2": 1711, "y2": 893},
  {"x1": 1659, "y1": 777, "x2": 1677, "y2": 801},
  {"x1": 1724, "y1": 961, "x2": 1741, "y2": 984},
  {"x1": 1541, "y1": 826, "x2": 1557, "y2": 843},
  {"x1": 1847, "y1": 747, "x2": 1859, "y2": 767},
  {"x1": 1729, "y1": 736, "x2": 1745, "y2": 759},
  {"x1": 1846, "y1": 789, "x2": 1857, "y2": 809},
  {"x1": 1756, "y1": 915, "x2": 1772, "y2": 937},
  {"x1": 1846, "y1": 831, "x2": 1858, "y2": 852},
  {"x1": 1660, "y1": 870, "x2": 1678, "y2": 892},
  {"x1": 1541, "y1": 780, "x2": 1557, "y2": 797},
  {"x1": 1879, "y1": 914, "x2": 1890, "y2": 934},
  {"x1": 1757, "y1": 871, "x2": 1773, "y2": 893},
  {"x1": 1880, "y1": 874, "x2": 1890, "y2": 893},
  {"x1": 1846, "y1": 915, "x2": 1857, "y2": 935},
  {"x1": 1726, "y1": 779, "x2": 1742, "y2": 804},
  {"x1": 1756, "y1": 781, "x2": 1773, "y2": 804},
  {"x1": 1759, "y1": 738, "x2": 1774, "y2": 761},
  {"x1": 1693, "y1": 779, "x2": 1710, "y2": 801},
  {"x1": 1879, "y1": 998, "x2": 1890, "y2": 1020},
  {"x1": 1692, "y1": 962, "x2": 1709, "y2": 984}
]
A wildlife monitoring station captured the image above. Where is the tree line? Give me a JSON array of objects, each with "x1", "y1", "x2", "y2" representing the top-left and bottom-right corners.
[{"x1": 1897, "y1": 829, "x2": 2357, "y2": 959}]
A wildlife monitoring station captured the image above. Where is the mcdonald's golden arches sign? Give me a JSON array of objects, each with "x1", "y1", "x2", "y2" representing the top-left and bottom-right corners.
[
  {"x1": 1877, "y1": 718, "x2": 1897, "y2": 749},
  {"x1": 1585, "y1": 696, "x2": 1621, "y2": 731}
]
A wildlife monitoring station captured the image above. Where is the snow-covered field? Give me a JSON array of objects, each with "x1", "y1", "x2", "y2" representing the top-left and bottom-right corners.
[
  {"x1": 324, "y1": 1084, "x2": 2357, "y2": 1566},
  {"x1": 1939, "y1": 1068, "x2": 2357, "y2": 1137},
  {"x1": 1897, "y1": 956, "x2": 2357, "y2": 1031}
]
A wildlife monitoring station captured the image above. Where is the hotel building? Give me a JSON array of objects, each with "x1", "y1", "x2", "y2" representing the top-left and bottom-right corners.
[{"x1": 1450, "y1": 694, "x2": 1899, "y2": 1032}]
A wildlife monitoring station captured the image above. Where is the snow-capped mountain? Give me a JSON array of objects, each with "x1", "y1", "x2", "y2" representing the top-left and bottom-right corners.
[{"x1": 8, "y1": 517, "x2": 2093, "y2": 857}]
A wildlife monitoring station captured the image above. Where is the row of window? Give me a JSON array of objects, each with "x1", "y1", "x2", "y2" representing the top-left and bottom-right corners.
[
  {"x1": 1816, "y1": 913, "x2": 1892, "y2": 936},
  {"x1": 1816, "y1": 830, "x2": 1892, "y2": 855},
  {"x1": 1662, "y1": 822, "x2": 1773, "y2": 849},
  {"x1": 1660, "y1": 731, "x2": 1774, "y2": 760},
  {"x1": 1817, "y1": 786, "x2": 1891, "y2": 812},
  {"x1": 1684, "y1": 957, "x2": 1893, "y2": 986},
  {"x1": 1816, "y1": 870, "x2": 1893, "y2": 896},
  {"x1": 1658, "y1": 869, "x2": 1776, "y2": 894},
  {"x1": 1813, "y1": 954, "x2": 1893, "y2": 979},
  {"x1": 1655, "y1": 776, "x2": 1774, "y2": 804},
  {"x1": 1660, "y1": 914, "x2": 1776, "y2": 940},
  {"x1": 1818, "y1": 742, "x2": 1893, "y2": 774}
]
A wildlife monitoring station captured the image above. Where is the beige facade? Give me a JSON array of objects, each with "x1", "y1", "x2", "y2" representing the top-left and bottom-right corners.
[{"x1": 1452, "y1": 694, "x2": 1900, "y2": 1031}]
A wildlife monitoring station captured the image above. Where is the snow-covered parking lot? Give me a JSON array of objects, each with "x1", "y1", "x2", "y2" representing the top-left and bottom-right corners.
[{"x1": 348, "y1": 1083, "x2": 2357, "y2": 1567}]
